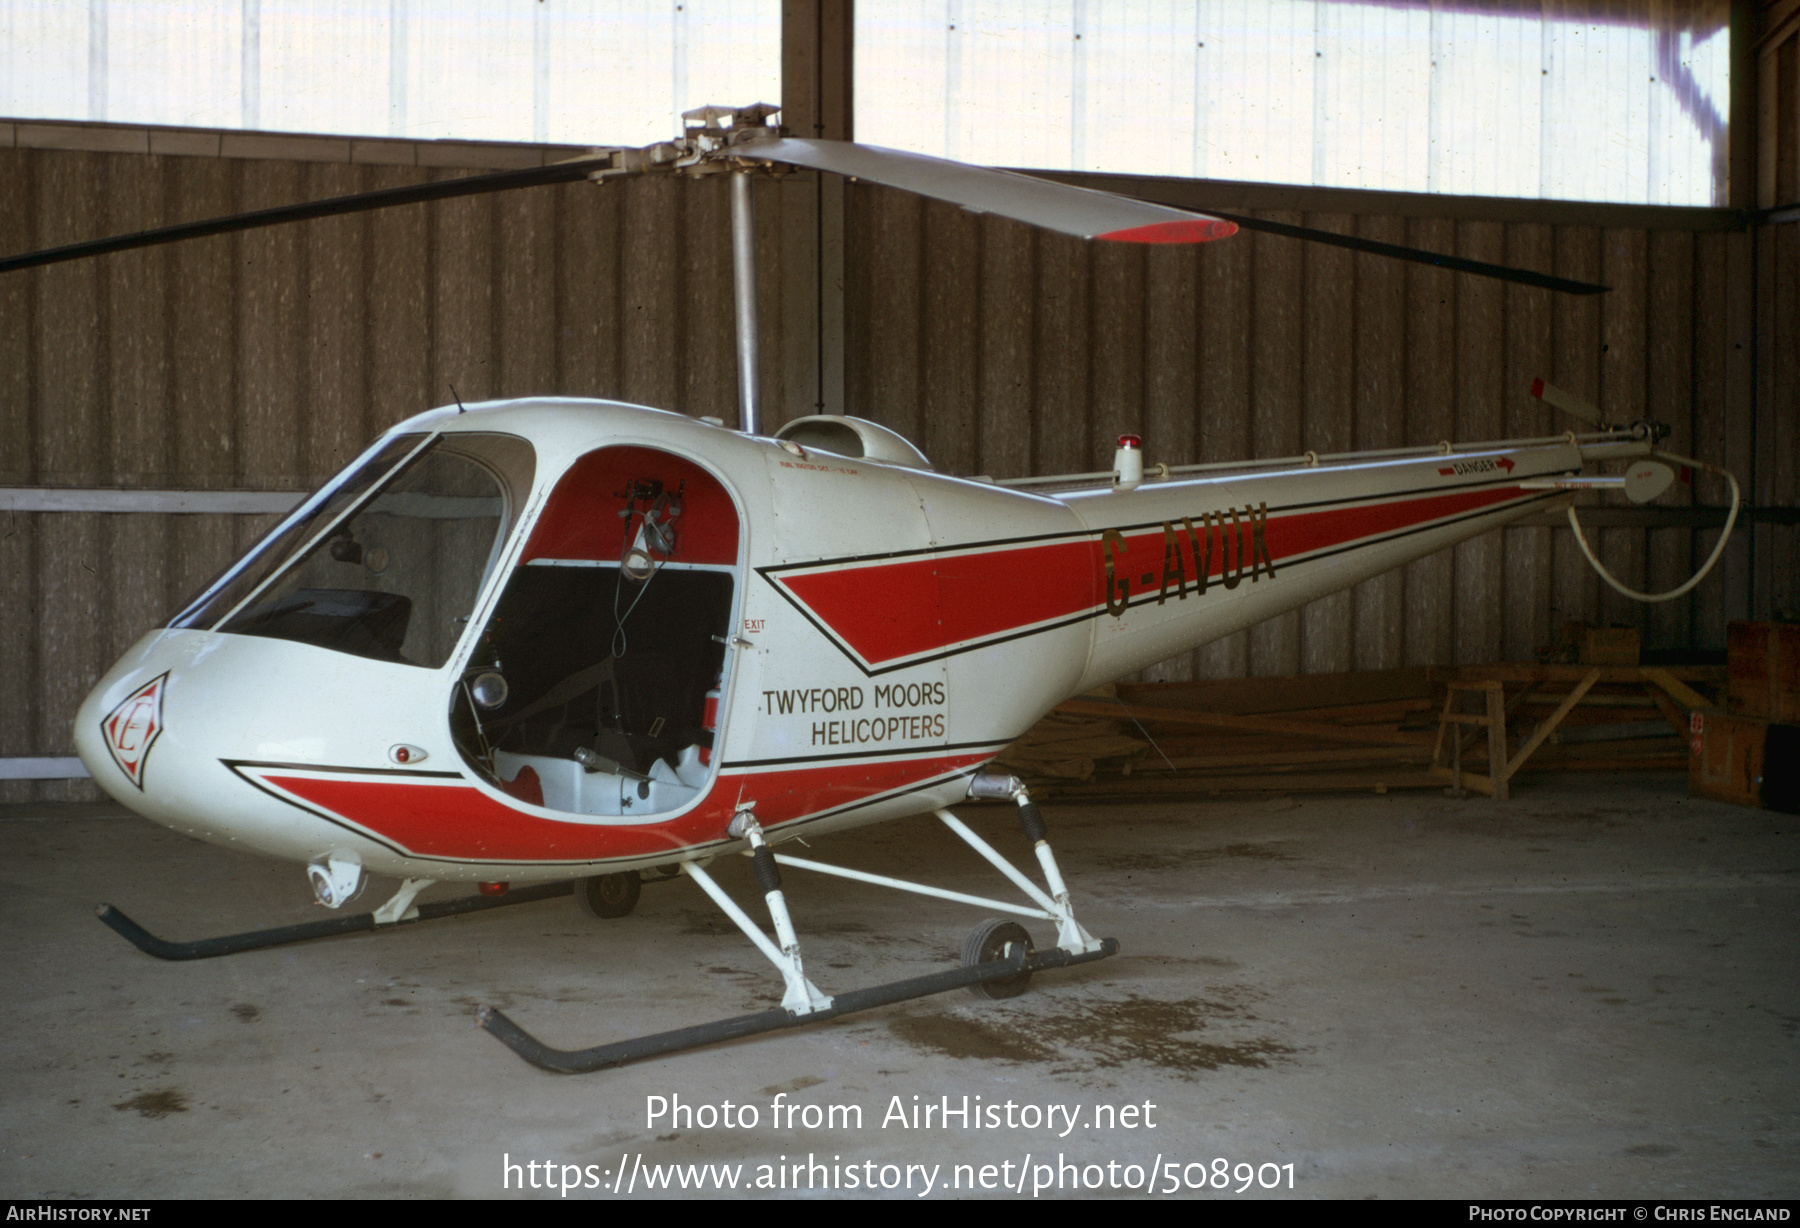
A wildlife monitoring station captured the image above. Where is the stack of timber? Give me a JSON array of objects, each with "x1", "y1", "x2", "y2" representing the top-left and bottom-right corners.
[
  {"x1": 996, "y1": 664, "x2": 1725, "y2": 803},
  {"x1": 996, "y1": 669, "x2": 1443, "y2": 801},
  {"x1": 1690, "y1": 622, "x2": 1800, "y2": 813}
]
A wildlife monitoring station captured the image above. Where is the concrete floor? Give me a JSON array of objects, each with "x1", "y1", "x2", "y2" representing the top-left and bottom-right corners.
[{"x1": 0, "y1": 773, "x2": 1794, "y2": 1200}]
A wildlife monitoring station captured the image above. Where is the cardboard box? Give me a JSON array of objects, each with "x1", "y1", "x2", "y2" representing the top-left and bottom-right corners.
[
  {"x1": 1727, "y1": 621, "x2": 1800, "y2": 722},
  {"x1": 1690, "y1": 710, "x2": 1766, "y2": 808}
]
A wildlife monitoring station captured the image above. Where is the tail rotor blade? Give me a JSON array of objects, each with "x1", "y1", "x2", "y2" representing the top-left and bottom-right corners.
[{"x1": 1529, "y1": 377, "x2": 1607, "y2": 427}]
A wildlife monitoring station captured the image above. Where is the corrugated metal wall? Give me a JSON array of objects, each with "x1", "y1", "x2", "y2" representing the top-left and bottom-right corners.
[{"x1": 1, "y1": 118, "x2": 1793, "y2": 801}]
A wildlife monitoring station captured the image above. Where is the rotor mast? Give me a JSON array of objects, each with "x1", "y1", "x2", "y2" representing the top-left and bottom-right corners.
[
  {"x1": 730, "y1": 169, "x2": 761, "y2": 436},
  {"x1": 661, "y1": 104, "x2": 785, "y2": 437}
]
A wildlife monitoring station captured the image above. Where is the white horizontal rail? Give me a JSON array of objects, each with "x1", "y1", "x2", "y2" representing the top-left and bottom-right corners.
[
  {"x1": 0, "y1": 489, "x2": 305, "y2": 514},
  {"x1": 0, "y1": 757, "x2": 90, "y2": 780}
]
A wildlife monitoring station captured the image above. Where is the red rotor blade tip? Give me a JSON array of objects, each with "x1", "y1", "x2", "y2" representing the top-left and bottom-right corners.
[{"x1": 1098, "y1": 218, "x2": 1238, "y2": 244}]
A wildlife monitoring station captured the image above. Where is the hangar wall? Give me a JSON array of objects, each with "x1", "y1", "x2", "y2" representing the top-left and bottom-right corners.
[{"x1": 0, "y1": 111, "x2": 1794, "y2": 801}]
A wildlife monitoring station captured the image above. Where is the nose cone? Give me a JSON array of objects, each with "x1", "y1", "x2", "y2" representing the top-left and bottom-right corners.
[
  {"x1": 74, "y1": 629, "x2": 186, "y2": 813},
  {"x1": 76, "y1": 671, "x2": 169, "y2": 794}
]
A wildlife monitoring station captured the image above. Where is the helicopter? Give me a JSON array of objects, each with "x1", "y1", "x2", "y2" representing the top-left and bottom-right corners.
[{"x1": 5, "y1": 104, "x2": 1739, "y2": 1074}]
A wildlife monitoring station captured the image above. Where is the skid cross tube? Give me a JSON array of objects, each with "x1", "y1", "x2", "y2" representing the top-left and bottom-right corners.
[
  {"x1": 771, "y1": 853, "x2": 1056, "y2": 922},
  {"x1": 477, "y1": 939, "x2": 1119, "y2": 1074},
  {"x1": 96, "y1": 881, "x2": 576, "y2": 961}
]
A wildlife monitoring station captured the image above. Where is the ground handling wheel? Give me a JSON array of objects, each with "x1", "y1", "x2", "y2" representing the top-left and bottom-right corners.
[
  {"x1": 576, "y1": 872, "x2": 642, "y2": 919},
  {"x1": 961, "y1": 918, "x2": 1034, "y2": 999}
]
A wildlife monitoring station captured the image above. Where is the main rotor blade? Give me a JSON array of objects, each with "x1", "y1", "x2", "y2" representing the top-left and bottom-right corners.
[
  {"x1": 0, "y1": 158, "x2": 606, "y2": 275},
  {"x1": 747, "y1": 138, "x2": 1605, "y2": 293},
  {"x1": 742, "y1": 138, "x2": 1239, "y2": 244},
  {"x1": 1202, "y1": 208, "x2": 1610, "y2": 296}
]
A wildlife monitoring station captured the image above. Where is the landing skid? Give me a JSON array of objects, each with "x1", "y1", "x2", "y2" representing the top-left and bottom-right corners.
[
  {"x1": 480, "y1": 785, "x2": 1120, "y2": 1074},
  {"x1": 479, "y1": 939, "x2": 1117, "y2": 1074},
  {"x1": 96, "y1": 880, "x2": 576, "y2": 961}
]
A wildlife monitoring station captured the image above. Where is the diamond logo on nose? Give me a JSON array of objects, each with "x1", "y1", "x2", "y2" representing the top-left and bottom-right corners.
[{"x1": 100, "y1": 673, "x2": 169, "y2": 790}]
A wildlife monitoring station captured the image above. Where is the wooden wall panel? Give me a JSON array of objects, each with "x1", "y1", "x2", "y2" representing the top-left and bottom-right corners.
[
  {"x1": 1596, "y1": 227, "x2": 1650, "y2": 629},
  {"x1": 1645, "y1": 229, "x2": 1695, "y2": 650},
  {"x1": 0, "y1": 508, "x2": 32, "y2": 802},
  {"x1": 680, "y1": 176, "x2": 736, "y2": 426},
  {"x1": 1088, "y1": 240, "x2": 1145, "y2": 464},
  {"x1": 758, "y1": 175, "x2": 802, "y2": 430},
  {"x1": 1351, "y1": 215, "x2": 1409, "y2": 673},
  {"x1": 849, "y1": 183, "x2": 923, "y2": 440},
  {"x1": 619, "y1": 175, "x2": 681, "y2": 414},
  {"x1": 555, "y1": 177, "x2": 621, "y2": 402},
  {"x1": 238, "y1": 160, "x2": 304, "y2": 490},
  {"x1": 105, "y1": 155, "x2": 171, "y2": 488},
  {"x1": 431, "y1": 171, "x2": 496, "y2": 408},
  {"x1": 30, "y1": 156, "x2": 104, "y2": 802},
  {"x1": 1690, "y1": 227, "x2": 1732, "y2": 649},
  {"x1": 366, "y1": 167, "x2": 433, "y2": 446},
  {"x1": 974, "y1": 216, "x2": 1036, "y2": 480},
  {"x1": 1452, "y1": 220, "x2": 1506, "y2": 666},
  {"x1": 304, "y1": 164, "x2": 368, "y2": 480},
  {"x1": 1767, "y1": 215, "x2": 1799, "y2": 618},
  {"x1": 1248, "y1": 214, "x2": 1304, "y2": 677},
  {"x1": 497, "y1": 176, "x2": 557, "y2": 405},
  {"x1": 1300, "y1": 213, "x2": 1356, "y2": 675},
  {"x1": 1192, "y1": 226, "x2": 1253, "y2": 682},
  {"x1": 1549, "y1": 225, "x2": 1605, "y2": 635},
  {"x1": 919, "y1": 199, "x2": 980, "y2": 475},
  {"x1": 1501, "y1": 223, "x2": 1556, "y2": 663},
  {"x1": 0, "y1": 152, "x2": 33, "y2": 489},
  {"x1": 1721, "y1": 228, "x2": 1758, "y2": 625},
  {"x1": 1403, "y1": 217, "x2": 1457, "y2": 668},
  {"x1": 1135, "y1": 246, "x2": 1200, "y2": 684},
  {"x1": 1140, "y1": 247, "x2": 1199, "y2": 468},
  {"x1": 1034, "y1": 233, "x2": 1091, "y2": 477}
]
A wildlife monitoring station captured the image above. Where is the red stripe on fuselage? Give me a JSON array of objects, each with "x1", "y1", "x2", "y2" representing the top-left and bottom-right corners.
[
  {"x1": 261, "y1": 751, "x2": 990, "y2": 863},
  {"x1": 776, "y1": 541, "x2": 1099, "y2": 667},
  {"x1": 774, "y1": 483, "x2": 1529, "y2": 668}
]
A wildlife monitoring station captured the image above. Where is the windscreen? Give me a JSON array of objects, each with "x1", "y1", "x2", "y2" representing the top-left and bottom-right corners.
[
  {"x1": 182, "y1": 433, "x2": 534, "y2": 668},
  {"x1": 167, "y1": 433, "x2": 429, "y2": 633}
]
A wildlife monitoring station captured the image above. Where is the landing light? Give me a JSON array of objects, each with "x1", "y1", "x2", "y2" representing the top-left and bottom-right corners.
[
  {"x1": 469, "y1": 672, "x2": 509, "y2": 710},
  {"x1": 308, "y1": 855, "x2": 363, "y2": 909}
]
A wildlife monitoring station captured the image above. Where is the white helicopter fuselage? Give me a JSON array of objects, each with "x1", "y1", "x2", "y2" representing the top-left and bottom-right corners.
[{"x1": 73, "y1": 397, "x2": 1585, "y2": 885}]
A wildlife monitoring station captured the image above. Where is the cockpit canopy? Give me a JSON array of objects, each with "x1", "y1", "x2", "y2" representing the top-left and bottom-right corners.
[{"x1": 169, "y1": 432, "x2": 534, "y2": 668}]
